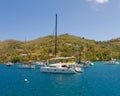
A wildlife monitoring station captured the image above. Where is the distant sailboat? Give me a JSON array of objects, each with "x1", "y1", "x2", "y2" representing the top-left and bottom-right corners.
[
  {"x1": 76, "y1": 43, "x2": 94, "y2": 67},
  {"x1": 105, "y1": 58, "x2": 119, "y2": 65},
  {"x1": 20, "y1": 38, "x2": 35, "y2": 69},
  {"x1": 5, "y1": 48, "x2": 13, "y2": 66},
  {"x1": 105, "y1": 44, "x2": 119, "y2": 65}
]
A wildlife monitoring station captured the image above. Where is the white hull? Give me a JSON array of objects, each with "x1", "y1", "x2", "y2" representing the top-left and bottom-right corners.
[
  {"x1": 40, "y1": 67, "x2": 76, "y2": 74},
  {"x1": 6, "y1": 62, "x2": 13, "y2": 66},
  {"x1": 74, "y1": 67, "x2": 83, "y2": 73},
  {"x1": 105, "y1": 61, "x2": 119, "y2": 65},
  {"x1": 35, "y1": 61, "x2": 44, "y2": 65},
  {"x1": 20, "y1": 64, "x2": 35, "y2": 69}
]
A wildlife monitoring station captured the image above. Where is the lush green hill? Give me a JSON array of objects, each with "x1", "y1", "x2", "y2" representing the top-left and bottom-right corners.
[{"x1": 0, "y1": 34, "x2": 120, "y2": 63}]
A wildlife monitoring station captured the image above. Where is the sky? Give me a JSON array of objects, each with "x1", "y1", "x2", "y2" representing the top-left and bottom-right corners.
[{"x1": 0, "y1": 0, "x2": 120, "y2": 41}]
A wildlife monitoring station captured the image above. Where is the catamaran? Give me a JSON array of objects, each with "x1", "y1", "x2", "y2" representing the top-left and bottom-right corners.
[{"x1": 40, "y1": 14, "x2": 83, "y2": 73}]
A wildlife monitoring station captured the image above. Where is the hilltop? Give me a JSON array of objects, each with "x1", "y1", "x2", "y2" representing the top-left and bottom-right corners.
[{"x1": 0, "y1": 34, "x2": 120, "y2": 63}]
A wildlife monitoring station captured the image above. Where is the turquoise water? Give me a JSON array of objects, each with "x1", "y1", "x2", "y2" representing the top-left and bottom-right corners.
[{"x1": 0, "y1": 62, "x2": 120, "y2": 96}]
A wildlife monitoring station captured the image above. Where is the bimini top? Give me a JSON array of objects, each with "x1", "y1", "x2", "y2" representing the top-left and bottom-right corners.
[{"x1": 50, "y1": 56, "x2": 76, "y2": 60}]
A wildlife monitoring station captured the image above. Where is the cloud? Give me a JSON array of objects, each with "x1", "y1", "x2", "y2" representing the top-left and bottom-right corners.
[
  {"x1": 87, "y1": 0, "x2": 109, "y2": 11},
  {"x1": 88, "y1": 0, "x2": 109, "y2": 4}
]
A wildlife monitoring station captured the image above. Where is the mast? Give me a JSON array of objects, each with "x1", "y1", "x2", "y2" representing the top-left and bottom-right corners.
[{"x1": 55, "y1": 14, "x2": 57, "y2": 57}]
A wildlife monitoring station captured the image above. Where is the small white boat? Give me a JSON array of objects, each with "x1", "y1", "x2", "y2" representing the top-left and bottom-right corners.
[
  {"x1": 20, "y1": 64, "x2": 35, "y2": 69},
  {"x1": 77, "y1": 61, "x2": 94, "y2": 67},
  {"x1": 104, "y1": 59, "x2": 119, "y2": 65},
  {"x1": 105, "y1": 61, "x2": 119, "y2": 65},
  {"x1": 35, "y1": 61, "x2": 44, "y2": 66},
  {"x1": 6, "y1": 62, "x2": 13, "y2": 66},
  {"x1": 20, "y1": 62, "x2": 35, "y2": 69},
  {"x1": 74, "y1": 67, "x2": 83, "y2": 72}
]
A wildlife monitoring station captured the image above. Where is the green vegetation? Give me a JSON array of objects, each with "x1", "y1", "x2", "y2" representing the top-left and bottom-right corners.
[{"x1": 0, "y1": 34, "x2": 120, "y2": 63}]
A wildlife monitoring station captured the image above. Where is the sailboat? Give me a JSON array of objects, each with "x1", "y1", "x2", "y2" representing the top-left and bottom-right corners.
[
  {"x1": 6, "y1": 56, "x2": 13, "y2": 66},
  {"x1": 104, "y1": 58, "x2": 119, "y2": 65},
  {"x1": 76, "y1": 43, "x2": 94, "y2": 67},
  {"x1": 104, "y1": 44, "x2": 119, "y2": 65},
  {"x1": 40, "y1": 14, "x2": 82, "y2": 73},
  {"x1": 5, "y1": 49, "x2": 13, "y2": 67},
  {"x1": 20, "y1": 39, "x2": 35, "y2": 69}
]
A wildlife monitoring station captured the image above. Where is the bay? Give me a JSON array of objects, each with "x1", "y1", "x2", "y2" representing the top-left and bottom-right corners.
[{"x1": 0, "y1": 62, "x2": 120, "y2": 96}]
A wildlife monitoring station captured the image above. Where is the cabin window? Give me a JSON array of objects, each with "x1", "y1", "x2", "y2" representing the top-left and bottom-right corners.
[
  {"x1": 62, "y1": 65, "x2": 67, "y2": 67},
  {"x1": 54, "y1": 69, "x2": 56, "y2": 71},
  {"x1": 62, "y1": 70, "x2": 64, "y2": 71}
]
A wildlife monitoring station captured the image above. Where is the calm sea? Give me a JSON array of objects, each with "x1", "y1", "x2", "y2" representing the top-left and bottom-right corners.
[{"x1": 0, "y1": 62, "x2": 120, "y2": 96}]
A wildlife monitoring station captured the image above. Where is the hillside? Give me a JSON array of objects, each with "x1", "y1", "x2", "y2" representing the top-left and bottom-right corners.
[{"x1": 0, "y1": 34, "x2": 120, "y2": 63}]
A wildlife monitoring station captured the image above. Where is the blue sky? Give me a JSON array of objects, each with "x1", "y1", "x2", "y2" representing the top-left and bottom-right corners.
[{"x1": 0, "y1": 0, "x2": 120, "y2": 41}]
